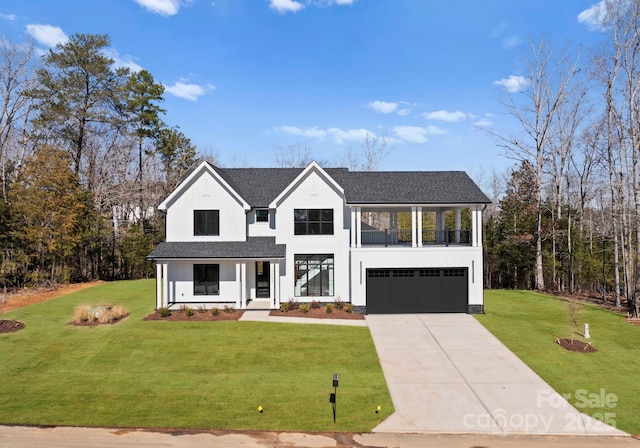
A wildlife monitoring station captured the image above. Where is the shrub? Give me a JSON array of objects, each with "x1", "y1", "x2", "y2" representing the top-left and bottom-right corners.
[
  {"x1": 325, "y1": 303, "x2": 334, "y2": 314},
  {"x1": 345, "y1": 304, "x2": 353, "y2": 314},
  {"x1": 300, "y1": 303, "x2": 310, "y2": 313},
  {"x1": 198, "y1": 305, "x2": 207, "y2": 314},
  {"x1": 224, "y1": 305, "x2": 235, "y2": 313},
  {"x1": 333, "y1": 297, "x2": 344, "y2": 310},
  {"x1": 73, "y1": 305, "x2": 91, "y2": 323},
  {"x1": 183, "y1": 306, "x2": 194, "y2": 317},
  {"x1": 211, "y1": 307, "x2": 220, "y2": 316},
  {"x1": 286, "y1": 299, "x2": 299, "y2": 311},
  {"x1": 97, "y1": 308, "x2": 115, "y2": 324},
  {"x1": 279, "y1": 303, "x2": 288, "y2": 313},
  {"x1": 310, "y1": 300, "x2": 321, "y2": 309},
  {"x1": 159, "y1": 307, "x2": 171, "y2": 318}
]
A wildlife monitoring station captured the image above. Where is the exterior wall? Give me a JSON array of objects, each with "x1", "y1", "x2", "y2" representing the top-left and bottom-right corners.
[
  {"x1": 273, "y1": 169, "x2": 351, "y2": 302},
  {"x1": 349, "y1": 246, "x2": 484, "y2": 308},
  {"x1": 165, "y1": 260, "x2": 240, "y2": 305},
  {"x1": 247, "y1": 209, "x2": 276, "y2": 237},
  {"x1": 164, "y1": 170, "x2": 247, "y2": 242}
]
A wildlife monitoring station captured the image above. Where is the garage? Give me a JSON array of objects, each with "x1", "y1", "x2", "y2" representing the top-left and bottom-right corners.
[{"x1": 366, "y1": 268, "x2": 468, "y2": 313}]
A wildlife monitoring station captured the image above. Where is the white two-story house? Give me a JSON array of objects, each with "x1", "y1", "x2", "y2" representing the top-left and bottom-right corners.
[{"x1": 148, "y1": 160, "x2": 491, "y2": 314}]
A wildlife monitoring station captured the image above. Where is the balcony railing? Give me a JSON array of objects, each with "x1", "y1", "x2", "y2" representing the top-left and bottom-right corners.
[{"x1": 359, "y1": 229, "x2": 472, "y2": 246}]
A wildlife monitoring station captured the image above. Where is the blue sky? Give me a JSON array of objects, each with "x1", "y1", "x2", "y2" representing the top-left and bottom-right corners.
[{"x1": 1, "y1": 0, "x2": 607, "y2": 175}]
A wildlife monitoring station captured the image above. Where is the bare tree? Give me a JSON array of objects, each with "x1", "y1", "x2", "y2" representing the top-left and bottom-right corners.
[
  {"x1": 0, "y1": 38, "x2": 35, "y2": 203},
  {"x1": 489, "y1": 38, "x2": 584, "y2": 291}
]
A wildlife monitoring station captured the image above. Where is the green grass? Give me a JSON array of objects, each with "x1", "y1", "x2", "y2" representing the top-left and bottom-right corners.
[
  {"x1": 0, "y1": 280, "x2": 393, "y2": 431},
  {"x1": 476, "y1": 290, "x2": 640, "y2": 434}
]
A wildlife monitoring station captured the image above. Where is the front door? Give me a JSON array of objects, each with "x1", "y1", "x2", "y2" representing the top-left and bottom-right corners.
[{"x1": 256, "y1": 261, "x2": 270, "y2": 298}]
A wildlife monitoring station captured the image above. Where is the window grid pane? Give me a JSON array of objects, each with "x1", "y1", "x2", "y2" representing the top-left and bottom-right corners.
[
  {"x1": 294, "y1": 209, "x2": 334, "y2": 235},
  {"x1": 294, "y1": 254, "x2": 334, "y2": 297},
  {"x1": 194, "y1": 210, "x2": 219, "y2": 236}
]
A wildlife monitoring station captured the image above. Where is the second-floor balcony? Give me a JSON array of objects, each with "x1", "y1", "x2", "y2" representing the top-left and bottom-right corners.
[{"x1": 360, "y1": 228, "x2": 472, "y2": 246}]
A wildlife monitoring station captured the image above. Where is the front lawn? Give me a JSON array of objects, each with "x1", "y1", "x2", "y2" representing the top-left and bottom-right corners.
[
  {"x1": 0, "y1": 280, "x2": 393, "y2": 431},
  {"x1": 476, "y1": 290, "x2": 640, "y2": 434}
]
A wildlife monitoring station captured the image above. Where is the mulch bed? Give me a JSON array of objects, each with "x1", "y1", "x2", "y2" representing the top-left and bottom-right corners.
[
  {"x1": 557, "y1": 338, "x2": 597, "y2": 353},
  {"x1": 144, "y1": 310, "x2": 244, "y2": 321},
  {"x1": 0, "y1": 319, "x2": 25, "y2": 334},
  {"x1": 269, "y1": 307, "x2": 365, "y2": 320},
  {"x1": 71, "y1": 315, "x2": 129, "y2": 327}
]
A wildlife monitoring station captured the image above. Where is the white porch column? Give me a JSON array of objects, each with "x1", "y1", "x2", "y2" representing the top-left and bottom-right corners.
[
  {"x1": 472, "y1": 206, "x2": 482, "y2": 247},
  {"x1": 356, "y1": 207, "x2": 362, "y2": 248},
  {"x1": 274, "y1": 260, "x2": 281, "y2": 309},
  {"x1": 235, "y1": 263, "x2": 242, "y2": 309},
  {"x1": 417, "y1": 207, "x2": 423, "y2": 247},
  {"x1": 156, "y1": 263, "x2": 163, "y2": 309},
  {"x1": 240, "y1": 261, "x2": 247, "y2": 309},
  {"x1": 350, "y1": 207, "x2": 357, "y2": 248},
  {"x1": 455, "y1": 208, "x2": 461, "y2": 244},
  {"x1": 161, "y1": 262, "x2": 169, "y2": 307},
  {"x1": 411, "y1": 206, "x2": 417, "y2": 247}
]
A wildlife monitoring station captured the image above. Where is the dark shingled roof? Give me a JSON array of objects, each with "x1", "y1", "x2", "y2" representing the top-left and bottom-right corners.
[
  {"x1": 210, "y1": 164, "x2": 490, "y2": 206},
  {"x1": 148, "y1": 237, "x2": 286, "y2": 259}
]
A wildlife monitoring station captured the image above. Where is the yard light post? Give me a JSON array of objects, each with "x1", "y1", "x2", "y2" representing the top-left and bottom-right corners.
[{"x1": 329, "y1": 373, "x2": 339, "y2": 423}]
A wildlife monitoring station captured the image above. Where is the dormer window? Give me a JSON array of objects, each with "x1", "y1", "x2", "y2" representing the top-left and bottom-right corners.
[
  {"x1": 194, "y1": 210, "x2": 219, "y2": 236},
  {"x1": 256, "y1": 209, "x2": 269, "y2": 223}
]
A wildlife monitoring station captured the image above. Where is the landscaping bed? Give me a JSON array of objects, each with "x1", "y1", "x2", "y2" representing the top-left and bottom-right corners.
[
  {"x1": 144, "y1": 307, "x2": 244, "y2": 321},
  {"x1": 0, "y1": 319, "x2": 25, "y2": 333},
  {"x1": 270, "y1": 307, "x2": 364, "y2": 320}
]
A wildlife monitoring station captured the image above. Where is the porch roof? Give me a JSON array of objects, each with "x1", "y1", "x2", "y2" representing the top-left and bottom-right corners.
[{"x1": 147, "y1": 237, "x2": 286, "y2": 260}]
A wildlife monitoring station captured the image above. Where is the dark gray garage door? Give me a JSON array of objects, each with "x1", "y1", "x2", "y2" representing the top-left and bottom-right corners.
[{"x1": 366, "y1": 268, "x2": 468, "y2": 313}]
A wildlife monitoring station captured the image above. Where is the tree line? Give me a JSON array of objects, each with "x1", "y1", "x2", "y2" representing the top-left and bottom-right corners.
[
  {"x1": 484, "y1": 0, "x2": 640, "y2": 317},
  {"x1": 0, "y1": 33, "x2": 196, "y2": 288}
]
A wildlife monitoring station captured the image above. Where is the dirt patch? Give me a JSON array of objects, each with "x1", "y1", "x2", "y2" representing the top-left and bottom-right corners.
[
  {"x1": 557, "y1": 338, "x2": 597, "y2": 353},
  {"x1": 0, "y1": 282, "x2": 102, "y2": 313},
  {"x1": 0, "y1": 319, "x2": 25, "y2": 334},
  {"x1": 270, "y1": 307, "x2": 365, "y2": 320},
  {"x1": 144, "y1": 309, "x2": 244, "y2": 321}
]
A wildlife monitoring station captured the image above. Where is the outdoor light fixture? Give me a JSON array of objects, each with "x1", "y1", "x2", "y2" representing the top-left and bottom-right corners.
[{"x1": 329, "y1": 373, "x2": 339, "y2": 423}]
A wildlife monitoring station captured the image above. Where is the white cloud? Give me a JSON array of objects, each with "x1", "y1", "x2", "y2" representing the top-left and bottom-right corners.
[
  {"x1": 473, "y1": 118, "x2": 493, "y2": 127},
  {"x1": 0, "y1": 12, "x2": 16, "y2": 20},
  {"x1": 494, "y1": 75, "x2": 529, "y2": 93},
  {"x1": 275, "y1": 126, "x2": 327, "y2": 139},
  {"x1": 26, "y1": 24, "x2": 68, "y2": 48},
  {"x1": 164, "y1": 81, "x2": 213, "y2": 101},
  {"x1": 426, "y1": 125, "x2": 448, "y2": 135},
  {"x1": 269, "y1": 0, "x2": 305, "y2": 13},
  {"x1": 393, "y1": 126, "x2": 428, "y2": 143},
  {"x1": 133, "y1": 0, "x2": 181, "y2": 16},
  {"x1": 397, "y1": 108, "x2": 411, "y2": 116},
  {"x1": 367, "y1": 100, "x2": 399, "y2": 114},
  {"x1": 103, "y1": 48, "x2": 143, "y2": 72},
  {"x1": 503, "y1": 35, "x2": 522, "y2": 49},
  {"x1": 578, "y1": 1, "x2": 608, "y2": 30},
  {"x1": 423, "y1": 110, "x2": 470, "y2": 122}
]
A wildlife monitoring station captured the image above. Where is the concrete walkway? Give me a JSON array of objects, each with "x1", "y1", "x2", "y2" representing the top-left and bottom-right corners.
[{"x1": 366, "y1": 314, "x2": 626, "y2": 436}]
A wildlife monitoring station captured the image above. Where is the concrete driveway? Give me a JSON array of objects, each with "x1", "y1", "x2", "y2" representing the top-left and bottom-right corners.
[{"x1": 366, "y1": 313, "x2": 626, "y2": 436}]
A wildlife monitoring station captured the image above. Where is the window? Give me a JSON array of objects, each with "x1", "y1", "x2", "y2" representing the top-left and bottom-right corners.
[
  {"x1": 194, "y1": 210, "x2": 219, "y2": 236},
  {"x1": 194, "y1": 264, "x2": 219, "y2": 295},
  {"x1": 294, "y1": 254, "x2": 334, "y2": 297},
  {"x1": 294, "y1": 209, "x2": 333, "y2": 235},
  {"x1": 256, "y1": 209, "x2": 269, "y2": 223}
]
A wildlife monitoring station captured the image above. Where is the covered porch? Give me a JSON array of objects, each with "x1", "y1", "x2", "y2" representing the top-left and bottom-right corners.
[{"x1": 349, "y1": 205, "x2": 483, "y2": 248}]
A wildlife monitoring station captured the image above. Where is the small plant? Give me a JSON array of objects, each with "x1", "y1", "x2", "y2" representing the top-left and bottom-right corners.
[
  {"x1": 198, "y1": 304, "x2": 207, "y2": 314},
  {"x1": 345, "y1": 304, "x2": 353, "y2": 314},
  {"x1": 310, "y1": 300, "x2": 321, "y2": 309},
  {"x1": 211, "y1": 307, "x2": 220, "y2": 316},
  {"x1": 325, "y1": 303, "x2": 334, "y2": 314},
  {"x1": 159, "y1": 307, "x2": 171, "y2": 318},
  {"x1": 279, "y1": 303, "x2": 288, "y2": 312},
  {"x1": 73, "y1": 305, "x2": 91, "y2": 323},
  {"x1": 286, "y1": 299, "x2": 299, "y2": 311},
  {"x1": 300, "y1": 303, "x2": 310, "y2": 313},
  {"x1": 333, "y1": 297, "x2": 344, "y2": 310},
  {"x1": 183, "y1": 306, "x2": 194, "y2": 317},
  {"x1": 224, "y1": 305, "x2": 235, "y2": 313}
]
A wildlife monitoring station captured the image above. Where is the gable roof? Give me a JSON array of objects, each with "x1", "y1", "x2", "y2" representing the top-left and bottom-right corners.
[
  {"x1": 169, "y1": 161, "x2": 490, "y2": 209},
  {"x1": 268, "y1": 161, "x2": 345, "y2": 208}
]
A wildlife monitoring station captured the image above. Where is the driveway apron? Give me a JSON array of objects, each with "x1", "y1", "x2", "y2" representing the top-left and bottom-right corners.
[{"x1": 366, "y1": 314, "x2": 625, "y2": 435}]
